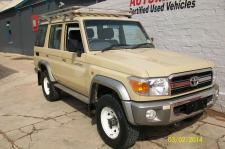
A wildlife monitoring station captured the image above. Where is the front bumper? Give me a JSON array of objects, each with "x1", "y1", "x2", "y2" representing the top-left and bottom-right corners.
[{"x1": 122, "y1": 85, "x2": 219, "y2": 126}]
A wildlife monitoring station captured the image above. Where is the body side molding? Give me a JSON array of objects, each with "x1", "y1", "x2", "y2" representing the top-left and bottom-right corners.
[
  {"x1": 90, "y1": 75, "x2": 135, "y2": 124},
  {"x1": 38, "y1": 60, "x2": 56, "y2": 82},
  {"x1": 55, "y1": 83, "x2": 89, "y2": 104},
  {"x1": 91, "y1": 75, "x2": 131, "y2": 101}
]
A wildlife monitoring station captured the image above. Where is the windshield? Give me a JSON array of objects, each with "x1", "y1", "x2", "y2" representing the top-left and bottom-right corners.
[{"x1": 84, "y1": 20, "x2": 154, "y2": 51}]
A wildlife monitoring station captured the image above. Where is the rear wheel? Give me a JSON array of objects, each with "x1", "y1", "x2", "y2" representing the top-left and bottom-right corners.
[
  {"x1": 41, "y1": 71, "x2": 60, "y2": 102},
  {"x1": 96, "y1": 94, "x2": 139, "y2": 149}
]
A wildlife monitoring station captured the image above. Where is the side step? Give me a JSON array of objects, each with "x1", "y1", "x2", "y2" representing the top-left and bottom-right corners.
[{"x1": 54, "y1": 83, "x2": 89, "y2": 104}]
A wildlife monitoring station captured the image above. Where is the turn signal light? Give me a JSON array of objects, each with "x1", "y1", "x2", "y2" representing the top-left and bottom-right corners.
[{"x1": 129, "y1": 79, "x2": 149, "y2": 95}]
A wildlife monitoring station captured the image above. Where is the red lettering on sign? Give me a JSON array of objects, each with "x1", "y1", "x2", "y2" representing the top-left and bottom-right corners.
[
  {"x1": 148, "y1": 0, "x2": 155, "y2": 4},
  {"x1": 143, "y1": 0, "x2": 148, "y2": 4},
  {"x1": 130, "y1": 0, "x2": 136, "y2": 6},
  {"x1": 136, "y1": 0, "x2": 142, "y2": 5}
]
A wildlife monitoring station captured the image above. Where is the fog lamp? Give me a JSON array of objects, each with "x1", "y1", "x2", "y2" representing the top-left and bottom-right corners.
[{"x1": 146, "y1": 110, "x2": 156, "y2": 120}]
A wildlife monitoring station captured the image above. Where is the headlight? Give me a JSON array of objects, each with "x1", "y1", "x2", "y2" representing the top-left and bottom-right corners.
[
  {"x1": 128, "y1": 77, "x2": 169, "y2": 96},
  {"x1": 149, "y1": 78, "x2": 169, "y2": 96}
]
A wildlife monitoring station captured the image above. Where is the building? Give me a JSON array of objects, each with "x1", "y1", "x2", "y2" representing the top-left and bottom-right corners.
[
  {"x1": 0, "y1": 0, "x2": 105, "y2": 55},
  {"x1": 1, "y1": 0, "x2": 225, "y2": 110},
  {"x1": 91, "y1": 0, "x2": 225, "y2": 109}
]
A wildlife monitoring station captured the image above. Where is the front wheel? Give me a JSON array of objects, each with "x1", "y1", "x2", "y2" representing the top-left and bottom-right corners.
[
  {"x1": 96, "y1": 94, "x2": 139, "y2": 149},
  {"x1": 41, "y1": 71, "x2": 60, "y2": 102}
]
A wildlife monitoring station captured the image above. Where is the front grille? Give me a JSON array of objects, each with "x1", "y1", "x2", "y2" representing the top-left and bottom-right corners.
[
  {"x1": 170, "y1": 69, "x2": 213, "y2": 95},
  {"x1": 173, "y1": 95, "x2": 212, "y2": 115}
]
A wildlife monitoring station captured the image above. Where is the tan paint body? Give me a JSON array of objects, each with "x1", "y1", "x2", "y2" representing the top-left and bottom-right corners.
[{"x1": 34, "y1": 16, "x2": 214, "y2": 102}]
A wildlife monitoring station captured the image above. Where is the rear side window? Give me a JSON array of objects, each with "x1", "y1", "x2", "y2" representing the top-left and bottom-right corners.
[
  {"x1": 48, "y1": 24, "x2": 62, "y2": 49},
  {"x1": 35, "y1": 25, "x2": 48, "y2": 47}
]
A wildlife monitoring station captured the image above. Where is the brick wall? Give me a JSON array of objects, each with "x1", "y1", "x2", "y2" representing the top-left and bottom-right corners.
[{"x1": 91, "y1": 0, "x2": 225, "y2": 112}]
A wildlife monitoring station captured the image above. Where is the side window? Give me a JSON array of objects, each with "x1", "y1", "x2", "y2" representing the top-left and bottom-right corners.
[
  {"x1": 48, "y1": 24, "x2": 62, "y2": 49},
  {"x1": 66, "y1": 23, "x2": 84, "y2": 53},
  {"x1": 35, "y1": 25, "x2": 47, "y2": 47}
]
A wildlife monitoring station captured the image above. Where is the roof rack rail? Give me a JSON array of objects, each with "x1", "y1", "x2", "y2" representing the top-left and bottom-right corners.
[{"x1": 39, "y1": 6, "x2": 132, "y2": 22}]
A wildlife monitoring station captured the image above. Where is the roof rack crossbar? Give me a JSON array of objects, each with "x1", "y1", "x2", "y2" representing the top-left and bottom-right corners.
[{"x1": 39, "y1": 6, "x2": 131, "y2": 21}]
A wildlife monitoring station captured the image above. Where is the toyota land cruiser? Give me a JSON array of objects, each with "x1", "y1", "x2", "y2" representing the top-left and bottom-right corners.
[{"x1": 34, "y1": 6, "x2": 219, "y2": 149}]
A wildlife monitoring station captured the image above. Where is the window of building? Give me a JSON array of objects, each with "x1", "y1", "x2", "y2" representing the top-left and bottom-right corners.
[
  {"x1": 48, "y1": 24, "x2": 62, "y2": 49},
  {"x1": 6, "y1": 21, "x2": 13, "y2": 44},
  {"x1": 35, "y1": 25, "x2": 48, "y2": 47}
]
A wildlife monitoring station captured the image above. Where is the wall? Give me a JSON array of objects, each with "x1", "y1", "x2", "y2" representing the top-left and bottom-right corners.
[
  {"x1": 0, "y1": 0, "x2": 102, "y2": 55},
  {"x1": 0, "y1": 1, "x2": 56, "y2": 55},
  {"x1": 91, "y1": 0, "x2": 225, "y2": 110}
]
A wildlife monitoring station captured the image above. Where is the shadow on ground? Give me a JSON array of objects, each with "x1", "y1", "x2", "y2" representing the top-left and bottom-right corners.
[
  {"x1": 60, "y1": 92, "x2": 203, "y2": 142},
  {"x1": 61, "y1": 92, "x2": 98, "y2": 125},
  {"x1": 0, "y1": 64, "x2": 18, "y2": 80},
  {"x1": 138, "y1": 113, "x2": 202, "y2": 141},
  {"x1": 61, "y1": 91, "x2": 93, "y2": 112}
]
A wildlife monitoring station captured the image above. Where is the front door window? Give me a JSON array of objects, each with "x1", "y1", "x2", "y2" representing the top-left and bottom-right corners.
[{"x1": 66, "y1": 23, "x2": 84, "y2": 53}]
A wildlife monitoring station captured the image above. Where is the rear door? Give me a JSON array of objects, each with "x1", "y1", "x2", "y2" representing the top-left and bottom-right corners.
[
  {"x1": 42, "y1": 23, "x2": 65, "y2": 81},
  {"x1": 34, "y1": 24, "x2": 48, "y2": 67}
]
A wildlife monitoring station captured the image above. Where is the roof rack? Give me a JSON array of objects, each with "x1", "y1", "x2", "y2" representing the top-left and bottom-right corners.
[{"x1": 39, "y1": 6, "x2": 132, "y2": 22}]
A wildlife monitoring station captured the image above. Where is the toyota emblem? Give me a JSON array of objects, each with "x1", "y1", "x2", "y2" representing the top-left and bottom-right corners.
[{"x1": 190, "y1": 76, "x2": 199, "y2": 87}]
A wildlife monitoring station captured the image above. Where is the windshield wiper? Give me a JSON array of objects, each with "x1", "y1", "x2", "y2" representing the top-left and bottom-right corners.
[
  {"x1": 101, "y1": 44, "x2": 129, "y2": 52},
  {"x1": 131, "y1": 43, "x2": 155, "y2": 49}
]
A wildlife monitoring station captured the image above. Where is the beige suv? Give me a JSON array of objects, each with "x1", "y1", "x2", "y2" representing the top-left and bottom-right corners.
[{"x1": 34, "y1": 6, "x2": 219, "y2": 148}]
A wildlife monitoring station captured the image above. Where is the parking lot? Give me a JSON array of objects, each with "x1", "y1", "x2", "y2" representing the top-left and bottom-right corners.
[{"x1": 0, "y1": 52, "x2": 225, "y2": 149}]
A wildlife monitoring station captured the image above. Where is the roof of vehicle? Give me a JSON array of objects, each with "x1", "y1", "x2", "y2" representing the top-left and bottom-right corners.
[{"x1": 39, "y1": 6, "x2": 132, "y2": 24}]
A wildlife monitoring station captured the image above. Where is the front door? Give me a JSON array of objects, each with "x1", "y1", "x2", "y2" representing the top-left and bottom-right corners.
[{"x1": 57, "y1": 23, "x2": 89, "y2": 96}]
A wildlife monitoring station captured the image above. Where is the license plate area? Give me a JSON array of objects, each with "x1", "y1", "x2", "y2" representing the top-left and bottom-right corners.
[{"x1": 173, "y1": 95, "x2": 212, "y2": 115}]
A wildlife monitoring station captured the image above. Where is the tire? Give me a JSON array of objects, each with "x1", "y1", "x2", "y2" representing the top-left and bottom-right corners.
[
  {"x1": 41, "y1": 71, "x2": 60, "y2": 102},
  {"x1": 96, "y1": 94, "x2": 139, "y2": 149}
]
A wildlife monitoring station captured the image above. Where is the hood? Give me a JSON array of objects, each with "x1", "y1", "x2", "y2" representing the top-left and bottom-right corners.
[{"x1": 87, "y1": 48, "x2": 214, "y2": 77}]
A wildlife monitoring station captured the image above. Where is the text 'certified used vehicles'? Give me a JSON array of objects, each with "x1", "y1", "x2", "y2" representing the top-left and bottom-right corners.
[{"x1": 34, "y1": 6, "x2": 219, "y2": 149}]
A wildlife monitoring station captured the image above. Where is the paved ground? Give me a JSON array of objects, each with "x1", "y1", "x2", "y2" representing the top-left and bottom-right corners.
[{"x1": 0, "y1": 52, "x2": 225, "y2": 149}]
